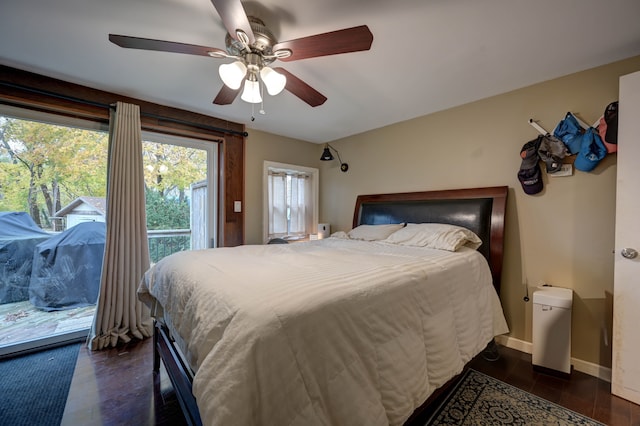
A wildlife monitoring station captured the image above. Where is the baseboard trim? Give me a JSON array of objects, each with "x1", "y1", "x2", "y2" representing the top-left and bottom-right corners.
[
  {"x1": 495, "y1": 335, "x2": 612, "y2": 383},
  {"x1": 495, "y1": 335, "x2": 532, "y2": 354}
]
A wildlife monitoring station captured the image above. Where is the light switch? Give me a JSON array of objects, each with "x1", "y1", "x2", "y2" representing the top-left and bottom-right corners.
[{"x1": 234, "y1": 201, "x2": 242, "y2": 212}]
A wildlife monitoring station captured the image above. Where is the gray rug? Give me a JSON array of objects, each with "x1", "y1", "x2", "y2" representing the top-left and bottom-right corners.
[
  {"x1": 426, "y1": 369, "x2": 604, "y2": 425},
  {"x1": 0, "y1": 343, "x2": 81, "y2": 426}
]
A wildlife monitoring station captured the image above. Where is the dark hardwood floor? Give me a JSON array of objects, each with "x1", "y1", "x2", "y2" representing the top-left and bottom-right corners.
[
  {"x1": 468, "y1": 346, "x2": 640, "y2": 426},
  {"x1": 61, "y1": 338, "x2": 640, "y2": 425},
  {"x1": 61, "y1": 338, "x2": 187, "y2": 426}
]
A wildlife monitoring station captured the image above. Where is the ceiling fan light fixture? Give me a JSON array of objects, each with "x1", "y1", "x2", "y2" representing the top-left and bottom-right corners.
[
  {"x1": 241, "y1": 78, "x2": 262, "y2": 104},
  {"x1": 110, "y1": 9, "x2": 374, "y2": 109},
  {"x1": 260, "y1": 66, "x2": 286, "y2": 96},
  {"x1": 219, "y1": 61, "x2": 247, "y2": 90}
]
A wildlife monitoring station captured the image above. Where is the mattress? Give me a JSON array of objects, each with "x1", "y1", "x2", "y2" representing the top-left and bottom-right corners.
[{"x1": 139, "y1": 237, "x2": 508, "y2": 426}]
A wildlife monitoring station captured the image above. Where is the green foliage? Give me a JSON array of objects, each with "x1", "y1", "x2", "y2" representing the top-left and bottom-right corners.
[
  {"x1": 142, "y1": 141, "x2": 207, "y2": 200},
  {"x1": 0, "y1": 158, "x2": 29, "y2": 211},
  {"x1": 146, "y1": 189, "x2": 192, "y2": 263},
  {"x1": 1, "y1": 116, "x2": 208, "y2": 246},
  {"x1": 0, "y1": 116, "x2": 108, "y2": 227},
  {"x1": 145, "y1": 189, "x2": 190, "y2": 230}
]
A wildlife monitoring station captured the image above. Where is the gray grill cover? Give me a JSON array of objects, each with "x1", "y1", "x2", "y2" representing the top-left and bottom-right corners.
[
  {"x1": 29, "y1": 221, "x2": 105, "y2": 311},
  {"x1": 0, "y1": 212, "x2": 51, "y2": 303}
]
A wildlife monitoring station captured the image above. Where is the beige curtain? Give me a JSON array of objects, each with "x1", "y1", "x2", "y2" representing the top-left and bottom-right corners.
[{"x1": 89, "y1": 101, "x2": 152, "y2": 350}]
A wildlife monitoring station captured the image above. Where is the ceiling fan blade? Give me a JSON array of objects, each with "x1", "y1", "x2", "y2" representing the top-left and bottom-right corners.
[
  {"x1": 213, "y1": 85, "x2": 241, "y2": 105},
  {"x1": 210, "y1": 0, "x2": 255, "y2": 44},
  {"x1": 109, "y1": 34, "x2": 227, "y2": 57},
  {"x1": 273, "y1": 67, "x2": 327, "y2": 107},
  {"x1": 273, "y1": 25, "x2": 373, "y2": 62}
]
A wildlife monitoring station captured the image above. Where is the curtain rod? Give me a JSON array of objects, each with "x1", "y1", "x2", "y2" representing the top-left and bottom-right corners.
[
  {"x1": 139, "y1": 109, "x2": 248, "y2": 137},
  {"x1": 0, "y1": 81, "x2": 248, "y2": 137}
]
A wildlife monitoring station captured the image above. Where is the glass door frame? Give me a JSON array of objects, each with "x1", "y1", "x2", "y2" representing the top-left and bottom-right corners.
[
  {"x1": 141, "y1": 130, "x2": 219, "y2": 250},
  {"x1": 0, "y1": 107, "x2": 220, "y2": 357},
  {"x1": 0, "y1": 105, "x2": 108, "y2": 357}
]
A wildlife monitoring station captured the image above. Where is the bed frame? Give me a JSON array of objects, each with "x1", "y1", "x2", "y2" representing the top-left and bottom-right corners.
[
  {"x1": 153, "y1": 185, "x2": 508, "y2": 426},
  {"x1": 353, "y1": 186, "x2": 507, "y2": 294}
]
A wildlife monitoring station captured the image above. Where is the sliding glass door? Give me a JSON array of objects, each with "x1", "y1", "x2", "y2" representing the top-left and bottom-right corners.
[
  {"x1": 0, "y1": 106, "x2": 108, "y2": 355},
  {"x1": 141, "y1": 131, "x2": 218, "y2": 261},
  {"x1": 0, "y1": 106, "x2": 218, "y2": 356}
]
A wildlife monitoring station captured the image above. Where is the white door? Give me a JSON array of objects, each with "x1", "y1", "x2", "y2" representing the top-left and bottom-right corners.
[{"x1": 612, "y1": 70, "x2": 640, "y2": 404}]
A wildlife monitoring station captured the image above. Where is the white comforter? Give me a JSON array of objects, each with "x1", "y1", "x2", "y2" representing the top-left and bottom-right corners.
[{"x1": 139, "y1": 238, "x2": 508, "y2": 426}]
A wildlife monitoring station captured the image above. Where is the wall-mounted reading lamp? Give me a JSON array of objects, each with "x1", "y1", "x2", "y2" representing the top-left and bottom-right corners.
[{"x1": 320, "y1": 144, "x2": 349, "y2": 172}]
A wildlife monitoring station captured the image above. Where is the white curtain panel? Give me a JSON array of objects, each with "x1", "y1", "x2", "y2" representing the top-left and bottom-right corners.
[
  {"x1": 267, "y1": 172, "x2": 308, "y2": 236},
  {"x1": 89, "y1": 101, "x2": 152, "y2": 350},
  {"x1": 289, "y1": 174, "x2": 307, "y2": 234},
  {"x1": 268, "y1": 172, "x2": 288, "y2": 235}
]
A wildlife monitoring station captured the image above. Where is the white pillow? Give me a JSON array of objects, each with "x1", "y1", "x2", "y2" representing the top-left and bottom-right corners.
[
  {"x1": 383, "y1": 223, "x2": 482, "y2": 251},
  {"x1": 329, "y1": 231, "x2": 349, "y2": 239},
  {"x1": 347, "y1": 223, "x2": 405, "y2": 241}
]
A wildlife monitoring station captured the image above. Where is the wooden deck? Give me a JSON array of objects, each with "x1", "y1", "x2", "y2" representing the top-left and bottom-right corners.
[{"x1": 0, "y1": 301, "x2": 95, "y2": 349}]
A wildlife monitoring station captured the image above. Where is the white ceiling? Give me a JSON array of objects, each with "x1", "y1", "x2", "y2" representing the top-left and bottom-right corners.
[{"x1": 1, "y1": 0, "x2": 640, "y2": 143}]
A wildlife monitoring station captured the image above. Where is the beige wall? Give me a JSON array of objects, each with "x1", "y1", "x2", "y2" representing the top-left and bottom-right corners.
[
  {"x1": 243, "y1": 129, "x2": 319, "y2": 245},
  {"x1": 245, "y1": 55, "x2": 640, "y2": 369}
]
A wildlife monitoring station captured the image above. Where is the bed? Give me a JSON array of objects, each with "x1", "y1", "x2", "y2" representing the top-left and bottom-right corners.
[{"x1": 138, "y1": 185, "x2": 509, "y2": 426}]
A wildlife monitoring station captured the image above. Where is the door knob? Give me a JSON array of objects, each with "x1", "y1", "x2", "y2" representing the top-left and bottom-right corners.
[{"x1": 621, "y1": 248, "x2": 638, "y2": 259}]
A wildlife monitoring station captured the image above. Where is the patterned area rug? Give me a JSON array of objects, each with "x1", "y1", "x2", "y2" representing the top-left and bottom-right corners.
[{"x1": 426, "y1": 369, "x2": 604, "y2": 425}]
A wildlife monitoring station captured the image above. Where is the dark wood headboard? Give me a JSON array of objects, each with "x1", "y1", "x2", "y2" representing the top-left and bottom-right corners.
[{"x1": 353, "y1": 186, "x2": 508, "y2": 294}]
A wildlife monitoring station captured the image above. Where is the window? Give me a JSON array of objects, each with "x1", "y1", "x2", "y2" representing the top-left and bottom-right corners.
[{"x1": 263, "y1": 161, "x2": 318, "y2": 243}]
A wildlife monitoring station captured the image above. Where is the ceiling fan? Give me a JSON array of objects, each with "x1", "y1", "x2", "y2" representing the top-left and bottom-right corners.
[{"x1": 108, "y1": 0, "x2": 374, "y2": 108}]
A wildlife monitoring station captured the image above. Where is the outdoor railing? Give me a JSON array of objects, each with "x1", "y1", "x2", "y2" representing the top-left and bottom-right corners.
[{"x1": 147, "y1": 229, "x2": 191, "y2": 263}]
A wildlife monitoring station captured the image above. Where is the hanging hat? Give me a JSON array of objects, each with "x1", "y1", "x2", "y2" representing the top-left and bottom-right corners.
[
  {"x1": 537, "y1": 134, "x2": 568, "y2": 173},
  {"x1": 517, "y1": 137, "x2": 543, "y2": 195},
  {"x1": 519, "y1": 137, "x2": 541, "y2": 169},
  {"x1": 553, "y1": 112, "x2": 584, "y2": 155},
  {"x1": 604, "y1": 101, "x2": 618, "y2": 144},
  {"x1": 574, "y1": 127, "x2": 607, "y2": 172},
  {"x1": 598, "y1": 101, "x2": 618, "y2": 153},
  {"x1": 518, "y1": 166, "x2": 543, "y2": 194}
]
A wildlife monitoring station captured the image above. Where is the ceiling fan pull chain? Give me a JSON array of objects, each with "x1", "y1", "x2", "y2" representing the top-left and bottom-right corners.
[{"x1": 260, "y1": 79, "x2": 266, "y2": 115}]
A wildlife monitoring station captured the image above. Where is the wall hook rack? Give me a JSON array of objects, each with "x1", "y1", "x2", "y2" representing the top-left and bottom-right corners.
[{"x1": 528, "y1": 119, "x2": 549, "y2": 136}]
